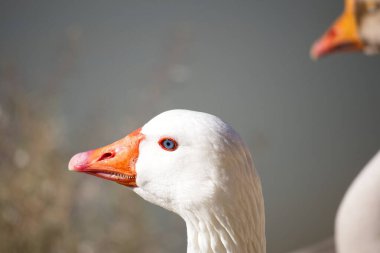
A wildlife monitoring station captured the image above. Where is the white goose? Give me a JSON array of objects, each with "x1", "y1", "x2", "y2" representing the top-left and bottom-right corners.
[
  {"x1": 311, "y1": 0, "x2": 380, "y2": 58},
  {"x1": 69, "y1": 109, "x2": 266, "y2": 253},
  {"x1": 68, "y1": 109, "x2": 380, "y2": 253},
  {"x1": 290, "y1": 150, "x2": 380, "y2": 253},
  {"x1": 335, "y1": 150, "x2": 380, "y2": 253}
]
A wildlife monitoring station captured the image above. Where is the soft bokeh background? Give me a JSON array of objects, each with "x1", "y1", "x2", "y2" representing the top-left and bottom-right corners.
[{"x1": 1, "y1": 1, "x2": 379, "y2": 253}]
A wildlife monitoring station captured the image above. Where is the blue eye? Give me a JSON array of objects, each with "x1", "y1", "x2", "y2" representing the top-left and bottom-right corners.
[{"x1": 159, "y1": 138, "x2": 178, "y2": 151}]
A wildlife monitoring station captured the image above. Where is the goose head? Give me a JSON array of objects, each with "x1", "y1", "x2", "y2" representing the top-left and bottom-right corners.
[
  {"x1": 69, "y1": 109, "x2": 266, "y2": 253},
  {"x1": 311, "y1": 0, "x2": 380, "y2": 59}
]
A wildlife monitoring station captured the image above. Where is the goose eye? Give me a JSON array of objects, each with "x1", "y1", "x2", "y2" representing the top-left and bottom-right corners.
[{"x1": 159, "y1": 138, "x2": 178, "y2": 151}]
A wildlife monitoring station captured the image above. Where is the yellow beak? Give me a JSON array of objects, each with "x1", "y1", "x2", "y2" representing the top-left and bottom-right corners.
[{"x1": 310, "y1": 1, "x2": 364, "y2": 59}]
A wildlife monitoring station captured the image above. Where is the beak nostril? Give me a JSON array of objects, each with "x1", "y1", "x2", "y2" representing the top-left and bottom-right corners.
[
  {"x1": 98, "y1": 152, "x2": 115, "y2": 161},
  {"x1": 327, "y1": 28, "x2": 337, "y2": 38}
]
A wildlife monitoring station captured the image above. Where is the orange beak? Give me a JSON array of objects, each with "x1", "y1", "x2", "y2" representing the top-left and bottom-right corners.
[
  {"x1": 310, "y1": 1, "x2": 364, "y2": 59},
  {"x1": 68, "y1": 128, "x2": 144, "y2": 187}
]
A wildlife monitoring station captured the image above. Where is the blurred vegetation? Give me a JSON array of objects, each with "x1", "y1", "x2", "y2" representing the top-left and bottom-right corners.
[
  {"x1": 0, "y1": 28, "x2": 186, "y2": 253},
  {"x1": 0, "y1": 64, "x2": 78, "y2": 252}
]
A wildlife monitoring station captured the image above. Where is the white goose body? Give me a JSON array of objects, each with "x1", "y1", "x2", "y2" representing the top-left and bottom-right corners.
[
  {"x1": 69, "y1": 109, "x2": 266, "y2": 253},
  {"x1": 335, "y1": 150, "x2": 380, "y2": 253},
  {"x1": 290, "y1": 151, "x2": 380, "y2": 253}
]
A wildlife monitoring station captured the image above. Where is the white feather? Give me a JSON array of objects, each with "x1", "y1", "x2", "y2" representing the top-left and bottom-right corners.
[
  {"x1": 335, "y1": 150, "x2": 380, "y2": 253},
  {"x1": 133, "y1": 110, "x2": 266, "y2": 253},
  {"x1": 288, "y1": 151, "x2": 380, "y2": 253},
  {"x1": 361, "y1": 9, "x2": 380, "y2": 54}
]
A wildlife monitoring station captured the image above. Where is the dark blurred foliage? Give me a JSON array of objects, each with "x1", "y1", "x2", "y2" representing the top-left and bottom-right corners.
[{"x1": 0, "y1": 29, "x2": 186, "y2": 253}]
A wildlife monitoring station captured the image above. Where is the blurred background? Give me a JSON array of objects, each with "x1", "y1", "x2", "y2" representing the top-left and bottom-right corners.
[{"x1": 0, "y1": 1, "x2": 379, "y2": 252}]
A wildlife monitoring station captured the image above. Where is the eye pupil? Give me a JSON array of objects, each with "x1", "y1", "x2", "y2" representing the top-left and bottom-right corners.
[{"x1": 165, "y1": 140, "x2": 173, "y2": 148}]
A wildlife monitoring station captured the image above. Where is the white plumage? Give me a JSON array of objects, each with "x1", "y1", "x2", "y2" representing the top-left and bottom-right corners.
[
  {"x1": 290, "y1": 151, "x2": 380, "y2": 253},
  {"x1": 69, "y1": 109, "x2": 380, "y2": 253},
  {"x1": 70, "y1": 109, "x2": 266, "y2": 253},
  {"x1": 335, "y1": 150, "x2": 380, "y2": 253},
  {"x1": 361, "y1": 7, "x2": 380, "y2": 54}
]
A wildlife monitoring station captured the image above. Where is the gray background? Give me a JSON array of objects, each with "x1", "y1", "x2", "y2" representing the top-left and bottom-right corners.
[{"x1": 1, "y1": 1, "x2": 379, "y2": 252}]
